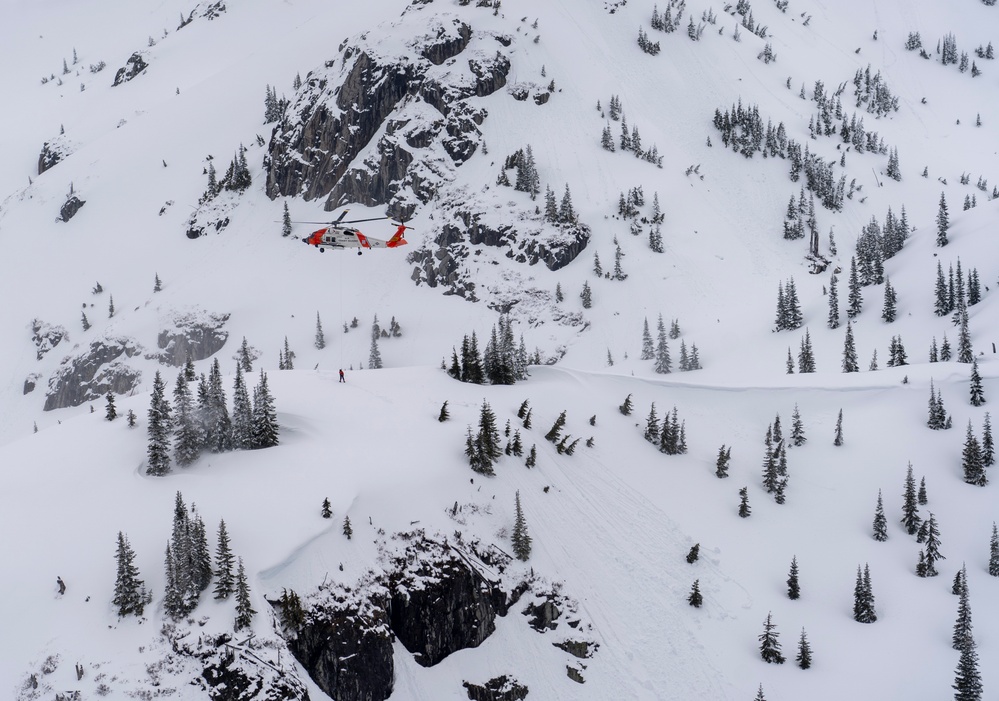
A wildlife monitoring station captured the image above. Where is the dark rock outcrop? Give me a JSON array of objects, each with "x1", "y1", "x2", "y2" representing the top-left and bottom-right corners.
[
  {"x1": 32, "y1": 319, "x2": 67, "y2": 361},
  {"x1": 44, "y1": 338, "x2": 142, "y2": 410},
  {"x1": 58, "y1": 196, "x2": 86, "y2": 222},
  {"x1": 155, "y1": 310, "x2": 230, "y2": 366},
  {"x1": 264, "y1": 13, "x2": 509, "y2": 215},
  {"x1": 409, "y1": 203, "x2": 590, "y2": 298},
  {"x1": 387, "y1": 538, "x2": 510, "y2": 667},
  {"x1": 24, "y1": 373, "x2": 41, "y2": 395},
  {"x1": 112, "y1": 52, "x2": 148, "y2": 86},
  {"x1": 288, "y1": 584, "x2": 395, "y2": 701},
  {"x1": 286, "y1": 533, "x2": 521, "y2": 700},
  {"x1": 463, "y1": 675, "x2": 529, "y2": 701}
]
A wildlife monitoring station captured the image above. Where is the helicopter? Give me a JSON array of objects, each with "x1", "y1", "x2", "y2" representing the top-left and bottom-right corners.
[{"x1": 298, "y1": 210, "x2": 409, "y2": 254}]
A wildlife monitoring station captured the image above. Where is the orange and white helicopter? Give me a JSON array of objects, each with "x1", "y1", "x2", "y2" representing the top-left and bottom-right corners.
[{"x1": 299, "y1": 210, "x2": 409, "y2": 254}]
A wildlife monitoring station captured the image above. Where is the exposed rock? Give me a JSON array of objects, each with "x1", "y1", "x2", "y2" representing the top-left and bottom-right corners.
[
  {"x1": 155, "y1": 310, "x2": 230, "y2": 366},
  {"x1": 44, "y1": 338, "x2": 142, "y2": 410},
  {"x1": 31, "y1": 319, "x2": 67, "y2": 360},
  {"x1": 58, "y1": 196, "x2": 86, "y2": 222},
  {"x1": 287, "y1": 580, "x2": 395, "y2": 701},
  {"x1": 23, "y1": 373, "x2": 41, "y2": 395},
  {"x1": 387, "y1": 534, "x2": 511, "y2": 667},
  {"x1": 566, "y1": 664, "x2": 586, "y2": 684},
  {"x1": 553, "y1": 639, "x2": 596, "y2": 659},
  {"x1": 523, "y1": 599, "x2": 560, "y2": 632},
  {"x1": 201, "y1": 642, "x2": 308, "y2": 701},
  {"x1": 463, "y1": 675, "x2": 529, "y2": 701},
  {"x1": 38, "y1": 136, "x2": 76, "y2": 175},
  {"x1": 409, "y1": 199, "x2": 590, "y2": 299},
  {"x1": 112, "y1": 52, "x2": 148, "y2": 86},
  {"x1": 264, "y1": 12, "x2": 509, "y2": 216}
]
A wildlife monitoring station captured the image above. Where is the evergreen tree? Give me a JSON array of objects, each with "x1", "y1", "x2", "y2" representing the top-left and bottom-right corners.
[
  {"x1": 758, "y1": 612, "x2": 786, "y2": 663},
  {"x1": 686, "y1": 543, "x2": 700, "y2": 564},
  {"x1": 738, "y1": 486, "x2": 751, "y2": 517},
  {"x1": 798, "y1": 329, "x2": 816, "y2": 373},
  {"x1": 113, "y1": 531, "x2": 147, "y2": 617},
  {"x1": 108, "y1": 294, "x2": 115, "y2": 318},
  {"x1": 511, "y1": 490, "x2": 532, "y2": 560},
  {"x1": 469, "y1": 400, "x2": 502, "y2": 475},
  {"x1": 962, "y1": 420, "x2": 987, "y2": 486},
  {"x1": 918, "y1": 476, "x2": 928, "y2": 505},
  {"x1": 154, "y1": 272, "x2": 162, "y2": 292},
  {"x1": 654, "y1": 314, "x2": 672, "y2": 374},
  {"x1": 786, "y1": 347, "x2": 795, "y2": 374},
  {"x1": 146, "y1": 371, "x2": 173, "y2": 476},
  {"x1": 935, "y1": 261, "x2": 950, "y2": 316},
  {"x1": 937, "y1": 192, "x2": 950, "y2": 246},
  {"x1": 842, "y1": 322, "x2": 859, "y2": 372},
  {"x1": 81, "y1": 311, "x2": 90, "y2": 331},
  {"x1": 105, "y1": 390, "x2": 118, "y2": 421},
  {"x1": 545, "y1": 410, "x2": 567, "y2": 443},
  {"x1": 234, "y1": 557, "x2": 255, "y2": 631},
  {"x1": 853, "y1": 563, "x2": 877, "y2": 623},
  {"x1": 786, "y1": 556, "x2": 800, "y2": 599},
  {"x1": 173, "y1": 372, "x2": 201, "y2": 467},
  {"x1": 213, "y1": 519, "x2": 235, "y2": 600},
  {"x1": 163, "y1": 543, "x2": 184, "y2": 620},
  {"x1": 687, "y1": 579, "x2": 704, "y2": 607},
  {"x1": 901, "y1": 462, "x2": 922, "y2": 535},
  {"x1": 847, "y1": 256, "x2": 863, "y2": 318},
  {"x1": 644, "y1": 404, "x2": 660, "y2": 444},
  {"x1": 251, "y1": 370, "x2": 279, "y2": 449},
  {"x1": 715, "y1": 444, "x2": 731, "y2": 478},
  {"x1": 881, "y1": 277, "x2": 897, "y2": 322},
  {"x1": 342, "y1": 515, "x2": 353, "y2": 539},
  {"x1": 952, "y1": 564, "x2": 973, "y2": 651},
  {"x1": 982, "y1": 413, "x2": 994, "y2": 466},
  {"x1": 790, "y1": 404, "x2": 805, "y2": 446},
  {"x1": 525, "y1": 443, "x2": 537, "y2": 468},
  {"x1": 641, "y1": 318, "x2": 654, "y2": 360},
  {"x1": 827, "y1": 272, "x2": 840, "y2": 329},
  {"x1": 314, "y1": 312, "x2": 326, "y2": 350},
  {"x1": 580, "y1": 281, "x2": 592, "y2": 309},
  {"x1": 989, "y1": 523, "x2": 999, "y2": 577},
  {"x1": 127, "y1": 409, "x2": 137, "y2": 428},
  {"x1": 796, "y1": 628, "x2": 812, "y2": 669},
  {"x1": 281, "y1": 201, "x2": 292, "y2": 237},
  {"x1": 438, "y1": 400, "x2": 450, "y2": 422},
  {"x1": 957, "y1": 309, "x2": 974, "y2": 363},
  {"x1": 321, "y1": 498, "x2": 332, "y2": 519},
  {"x1": 754, "y1": 685, "x2": 767, "y2": 701},
  {"x1": 833, "y1": 409, "x2": 844, "y2": 446},
  {"x1": 231, "y1": 365, "x2": 253, "y2": 450},
  {"x1": 941, "y1": 334, "x2": 953, "y2": 362},
  {"x1": 238, "y1": 336, "x2": 253, "y2": 373},
  {"x1": 953, "y1": 638, "x2": 983, "y2": 701},
  {"x1": 919, "y1": 512, "x2": 945, "y2": 577},
  {"x1": 369, "y1": 333, "x2": 383, "y2": 369},
  {"x1": 872, "y1": 489, "x2": 888, "y2": 541},
  {"x1": 619, "y1": 393, "x2": 634, "y2": 416},
  {"x1": 205, "y1": 358, "x2": 232, "y2": 453}
]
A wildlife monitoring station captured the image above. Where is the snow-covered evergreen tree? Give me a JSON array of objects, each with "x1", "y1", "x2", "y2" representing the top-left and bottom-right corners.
[
  {"x1": 314, "y1": 312, "x2": 326, "y2": 350},
  {"x1": 234, "y1": 557, "x2": 255, "y2": 631},
  {"x1": 796, "y1": 628, "x2": 812, "y2": 669},
  {"x1": 231, "y1": 364, "x2": 253, "y2": 450},
  {"x1": 786, "y1": 556, "x2": 800, "y2": 599},
  {"x1": 113, "y1": 531, "x2": 147, "y2": 617},
  {"x1": 173, "y1": 372, "x2": 201, "y2": 467},
  {"x1": 873, "y1": 489, "x2": 888, "y2": 541},
  {"x1": 146, "y1": 371, "x2": 173, "y2": 476},
  {"x1": 936, "y1": 192, "x2": 950, "y2": 246},
  {"x1": 962, "y1": 420, "x2": 987, "y2": 486},
  {"x1": 213, "y1": 519, "x2": 235, "y2": 600},
  {"x1": 758, "y1": 612, "x2": 786, "y2": 663},
  {"x1": 251, "y1": 370, "x2": 279, "y2": 449},
  {"x1": 841, "y1": 322, "x2": 859, "y2": 372},
  {"x1": 901, "y1": 462, "x2": 922, "y2": 535},
  {"x1": 511, "y1": 490, "x2": 532, "y2": 560}
]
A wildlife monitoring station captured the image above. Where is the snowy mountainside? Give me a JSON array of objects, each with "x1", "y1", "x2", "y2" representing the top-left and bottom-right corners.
[{"x1": 2, "y1": 0, "x2": 999, "y2": 699}]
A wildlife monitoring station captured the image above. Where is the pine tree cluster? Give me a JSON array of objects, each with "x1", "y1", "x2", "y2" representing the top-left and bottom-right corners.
[
  {"x1": 650, "y1": 0, "x2": 685, "y2": 33},
  {"x1": 448, "y1": 316, "x2": 529, "y2": 385},
  {"x1": 163, "y1": 492, "x2": 214, "y2": 619},
  {"x1": 642, "y1": 403, "x2": 689, "y2": 455},
  {"x1": 773, "y1": 278, "x2": 803, "y2": 331},
  {"x1": 146, "y1": 359, "x2": 279, "y2": 476},
  {"x1": 852, "y1": 64, "x2": 900, "y2": 117},
  {"x1": 854, "y1": 206, "x2": 909, "y2": 285},
  {"x1": 466, "y1": 400, "x2": 502, "y2": 476},
  {"x1": 852, "y1": 563, "x2": 877, "y2": 623}
]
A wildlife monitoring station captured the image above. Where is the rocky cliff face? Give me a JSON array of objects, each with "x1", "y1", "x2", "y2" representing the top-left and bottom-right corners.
[
  {"x1": 44, "y1": 337, "x2": 143, "y2": 411},
  {"x1": 287, "y1": 578, "x2": 395, "y2": 701},
  {"x1": 285, "y1": 532, "x2": 521, "y2": 701},
  {"x1": 263, "y1": 8, "x2": 509, "y2": 218},
  {"x1": 154, "y1": 309, "x2": 230, "y2": 366}
]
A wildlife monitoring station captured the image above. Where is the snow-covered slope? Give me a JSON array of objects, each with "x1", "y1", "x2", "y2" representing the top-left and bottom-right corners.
[{"x1": 2, "y1": 0, "x2": 998, "y2": 699}]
